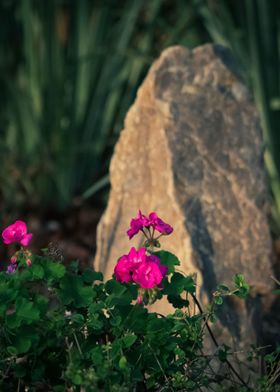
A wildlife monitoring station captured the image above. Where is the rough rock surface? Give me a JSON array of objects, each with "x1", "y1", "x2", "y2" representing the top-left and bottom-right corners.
[{"x1": 94, "y1": 44, "x2": 274, "y2": 346}]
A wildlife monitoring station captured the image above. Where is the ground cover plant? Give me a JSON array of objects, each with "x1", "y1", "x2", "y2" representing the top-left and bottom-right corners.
[{"x1": 0, "y1": 213, "x2": 279, "y2": 391}]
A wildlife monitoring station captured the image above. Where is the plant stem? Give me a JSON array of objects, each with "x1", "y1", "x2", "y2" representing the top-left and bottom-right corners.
[
  {"x1": 73, "y1": 332, "x2": 82, "y2": 356},
  {"x1": 148, "y1": 343, "x2": 174, "y2": 392},
  {"x1": 191, "y1": 293, "x2": 249, "y2": 389}
]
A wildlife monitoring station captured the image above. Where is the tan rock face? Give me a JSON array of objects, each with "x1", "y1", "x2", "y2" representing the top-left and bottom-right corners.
[{"x1": 94, "y1": 44, "x2": 274, "y2": 345}]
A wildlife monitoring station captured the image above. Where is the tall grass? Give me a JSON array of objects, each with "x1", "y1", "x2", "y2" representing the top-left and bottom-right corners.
[{"x1": 0, "y1": 0, "x2": 207, "y2": 214}]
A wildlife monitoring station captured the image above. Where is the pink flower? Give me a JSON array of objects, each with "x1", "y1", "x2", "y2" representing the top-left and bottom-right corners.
[
  {"x1": 127, "y1": 211, "x2": 173, "y2": 240},
  {"x1": 132, "y1": 261, "x2": 163, "y2": 289},
  {"x1": 114, "y1": 247, "x2": 147, "y2": 283},
  {"x1": 148, "y1": 212, "x2": 173, "y2": 235},
  {"x1": 115, "y1": 247, "x2": 168, "y2": 291},
  {"x1": 127, "y1": 210, "x2": 149, "y2": 239},
  {"x1": 10, "y1": 256, "x2": 17, "y2": 264},
  {"x1": 127, "y1": 247, "x2": 147, "y2": 270},
  {"x1": 114, "y1": 255, "x2": 132, "y2": 283},
  {"x1": 137, "y1": 293, "x2": 143, "y2": 304},
  {"x1": 2, "y1": 220, "x2": 33, "y2": 246},
  {"x1": 26, "y1": 259, "x2": 32, "y2": 267},
  {"x1": 147, "y1": 254, "x2": 168, "y2": 277}
]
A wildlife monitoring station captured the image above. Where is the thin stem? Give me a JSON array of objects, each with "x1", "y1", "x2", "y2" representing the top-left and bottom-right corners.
[
  {"x1": 151, "y1": 225, "x2": 155, "y2": 240},
  {"x1": 141, "y1": 228, "x2": 150, "y2": 241},
  {"x1": 191, "y1": 293, "x2": 249, "y2": 389},
  {"x1": 17, "y1": 378, "x2": 21, "y2": 392},
  {"x1": 148, "y1": 343, "x2": 174, "y2": 392},
  {"x1": 271, "y1": 275, "x2": 280, "y2": 286},
  {"x1": 73, "y1": 332, "x2": 82, "y2": 356},
  {"x1": 154, "y1": 233, "x2": 163, "y2": 241},
  {"x1": 65, "y1": 336, "x2": 73, "y2": 363}
]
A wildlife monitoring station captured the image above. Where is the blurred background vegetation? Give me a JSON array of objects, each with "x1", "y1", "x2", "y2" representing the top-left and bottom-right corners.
[{"x1": 0, "y1": 0, "x2": 280, "y2": 234}]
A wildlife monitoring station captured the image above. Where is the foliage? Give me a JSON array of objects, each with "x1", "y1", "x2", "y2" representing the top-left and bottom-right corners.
[
  {"x1": 0, "y1": 249, "x2": 279, "y2": 390},
  {"x1": 0, "y1": 215, "x2": 278, "y2": 390}
]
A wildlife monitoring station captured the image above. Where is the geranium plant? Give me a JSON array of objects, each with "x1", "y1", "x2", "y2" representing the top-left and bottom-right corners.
[{"x1": 0, "y1": 214, "x2": 278, "y2": 391}]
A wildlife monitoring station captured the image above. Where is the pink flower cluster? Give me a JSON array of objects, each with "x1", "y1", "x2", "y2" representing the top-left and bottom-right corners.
[
  {"x1": 127, "y1": 211, "x2": 173, "y2": 240},
  {"x1": 2, "y1": 220, "x2": 33, "y2": 246},
  {"x1": 2, "y1": 220, "x2": 33, "y2": 273},
  {"x1": 114, "y1": 248, "x2": 168, "y2": 289},
  {"x1": 114, "y1": 211, "x2": 173, "y2": 291},
  {"x1": 114, "y1": 247, "x2": 168, "y2": 289}
]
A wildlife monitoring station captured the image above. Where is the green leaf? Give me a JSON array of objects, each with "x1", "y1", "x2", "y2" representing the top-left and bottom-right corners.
[
  {"x1": 167, "y1": 295, "x2": 189, "y2": 309},
  {"x1": 110, "y1": 315, "x2": 122, "y2": 327},
  {"x1": 111, "y1": 339, "x2": 122, "y2": 359},
  {"x1": 72, "y1": 373, "x2": 83, "y2": 385},
  {"x1": 31, "y1": 364, "x2": 45, "y2": 382},
  {"x1": 89, "y1": 314, "x2": 104, "y2": 330},
  {"x1": 233, "y1": 274, "x2": 250, "y2": 299},
  {"x1": 16, "y1": 298, "x2": 40, "y2": 323},
  {"x1": 7, "y1": 298, "x2": 40, "y2": 328},
  {"x1": 0, "y1": 282, "x2": 17, "y2": 303},
  {"x1": 90, "y1": 346, "x2": 104, "y2": 365},
  {"x1": 45, "y1": 261, "x2": 66, "y2": 280},
  {"x1": 163, "y1": 274, "x2": 181, "y2": 296},
  {"x1": 88, "y1": 302, "x2": 104, "y2": 314},
  {"x1": 217, "y1": 284, "x2": 230, "y2": 293},
  {"x1": 218, "y1": 345, "x2": 230, "y2": 362},
  {"x1": 186, "y1": 380, "x2": 197, "y2": 389},
  {"x1": 234, "y1": 274, "x2": 249, "y2": 289},
  {"x1": 214, "y1": 296, "x2": 223, "y2": 305},
  {"x1": 18, "y1": 268, "x2": 32, "y2": 282},
  {"x1": 105, "y1": 279, "x2": 134, "y2": 306},
  {"x1": 0, "y1": 303, "x2": 6, "y2": 317},
  {"x1": 7, "y1": 346, "x2": 17, "y2": 356},
  {"x1": 152, "y1": 251, "x2": 180, "y2": 274},
  {"x1": 14, "y1": 364, "x2": 27, "y2": 378},
  {"x1": 164, "y1": 273, "x2": 196, "y2": 296},
  {"x1": 124, "y1": 305, "x2": 148, "y2": 334},
  {"x1": 122, "y1": 333, "x2": 137, "y2": 348},
  {"x1": 34, "y1": 295, "x2": 49, "y2": 313},
  {"x1": 30, "y1": 264, "x2": 44, "y2": 280},
  {"x1": 82, "y1": 269, "x2": 103, "y2": 283},
  {"x1": 168, "y1": 273, "x2": 186, "y2": 295},
  {"x1": 59, "y1": 275, "x2": 94, "y2": 308},
  {"x1": 146, "y1": 376, "x2": 156, "y2": 389},
  {"x1": 13, "y1": 336, "x2": 32, "y2": 354},
  {"x1": 70, "y1": 313, "x2": 84, "y2": 325},
  {"x1": 105, "y1": 279, "x2": 127, "y2": 295},
  {"x1": 183, "y1": 276, "x2": 196, "y2": 293},
  {"x1": 147, "y1": 317, "x2": 173, "y2": 340}
]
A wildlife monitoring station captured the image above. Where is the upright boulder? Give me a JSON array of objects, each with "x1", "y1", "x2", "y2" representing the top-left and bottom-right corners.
[{"x1": 94, "y1": 44, "x2": 273, "y2": 345}]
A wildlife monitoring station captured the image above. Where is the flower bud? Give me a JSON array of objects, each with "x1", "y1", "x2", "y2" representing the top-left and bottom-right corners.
[
  {"x1": 154, "y1": 240, "x2": 161, "y2": 248},
  {"x1": 10, "y1": 256, "x2": 17, "y2": 264},
  {"x1": 26, "y1": 258, "x2": 32, "y2": 267},
  {"x1": 6, "y1": 264, "x2": 16, "y2": 274}
]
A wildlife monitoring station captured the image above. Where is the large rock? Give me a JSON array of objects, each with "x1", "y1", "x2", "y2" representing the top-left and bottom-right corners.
[{"x1": 94, "y1": 44, "x2": 274, "y2": 346}]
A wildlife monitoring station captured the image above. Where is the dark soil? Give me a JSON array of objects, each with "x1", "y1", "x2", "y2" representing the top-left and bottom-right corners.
[{"x1": 0, "y1": 204, "x2": 103, "y2": 271}]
